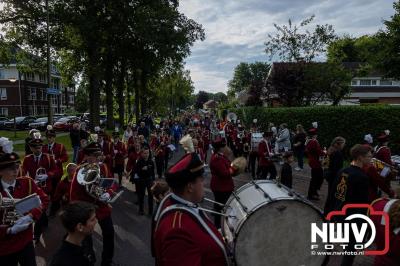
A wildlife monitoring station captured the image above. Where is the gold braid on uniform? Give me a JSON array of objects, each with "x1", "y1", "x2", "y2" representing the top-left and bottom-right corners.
[{"x1": 388, "y1": 200, "x2": 400, "y2": 232}]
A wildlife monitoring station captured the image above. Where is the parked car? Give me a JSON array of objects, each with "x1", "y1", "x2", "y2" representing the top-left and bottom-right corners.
[
  {"x1": 53, "y1": 116, "x2": 80, "y2": 131},
  {"x1": 29, "y1": 117, "x2": 50, "y2": 131},
  {"x1": 3, "y1": 116, "x2": 37, "y2": 130},
  {"x1": 53, "y1": 114, "x2": 67, "y2": 122},
  {"x1": 0, "y1": 117, "x2": 9, "y2": 129}
]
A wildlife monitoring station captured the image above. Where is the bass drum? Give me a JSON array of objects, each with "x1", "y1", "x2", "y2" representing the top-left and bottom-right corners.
[{"x1": 222, "y1": 180, "x2": 325, "y2": 266}]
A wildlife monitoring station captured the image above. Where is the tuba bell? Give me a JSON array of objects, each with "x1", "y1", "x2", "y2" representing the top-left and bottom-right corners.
[{"x1": 76, "y1": 163, "x2": 123, "y2": 203}]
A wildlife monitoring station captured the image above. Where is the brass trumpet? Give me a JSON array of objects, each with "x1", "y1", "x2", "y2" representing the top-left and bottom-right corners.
[{"x1": 0, "y1": 191, "x2": 41, "y2": 225}]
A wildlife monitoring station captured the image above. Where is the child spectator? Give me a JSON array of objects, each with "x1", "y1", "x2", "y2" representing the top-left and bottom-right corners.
[{"x1": 280, "y1": 151, "x2": 294, "y2": 188}]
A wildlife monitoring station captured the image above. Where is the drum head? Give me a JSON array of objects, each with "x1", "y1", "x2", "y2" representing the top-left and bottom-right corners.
[{"x1": 235, "y1": 199, "x2": 324, "y2": 266}]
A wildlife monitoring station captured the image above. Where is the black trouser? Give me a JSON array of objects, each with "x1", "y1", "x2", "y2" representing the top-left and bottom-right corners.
[
  {"x1": 155, "y1": 157, "x2": 164, "y2": 178},
  {"x1": 307, "y1": 167, "x2": 324, "y2": 198},
  {"x1": 212, "y1": 191, "x2": 232, "y2": 229},
  {"x1": 164, "y1": 150, "x2": 170, "y2": 171},
  {"x1": 82, "y1": 216, "x2": 115, "y2": 266},
  {"x1": 136, "y1": 178, "x2": 154, "y2": 213},
  {"x1": 259, "y1": 164, "x2": 277, "y2": 180},
  {"x1": 113, "y1": 165, "x2": 124, "y2": 185},
  {"x1": 34, "y1": 212, "x2": 48, "y2": 239},
  {"x1": 249, "y1": 152, "x2": 258, "y2": 178},
  {"x1": 0, "y1": 242, "x2": 36, "y2": 266}
]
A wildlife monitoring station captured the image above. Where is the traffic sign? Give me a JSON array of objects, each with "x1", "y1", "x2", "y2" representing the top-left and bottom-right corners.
[{"x1": 47, "y1": 88, "x2": 60, "y2": 95}]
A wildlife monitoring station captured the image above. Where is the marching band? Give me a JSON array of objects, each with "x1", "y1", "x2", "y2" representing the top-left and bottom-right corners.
[{"x1": 0, "y1": 112, "x2": 399, "y2": 266}]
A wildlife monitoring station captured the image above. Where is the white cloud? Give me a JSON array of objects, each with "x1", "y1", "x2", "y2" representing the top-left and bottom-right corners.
[{"x1": 179, "y1": 0, "x2": 395, "y2": 93}]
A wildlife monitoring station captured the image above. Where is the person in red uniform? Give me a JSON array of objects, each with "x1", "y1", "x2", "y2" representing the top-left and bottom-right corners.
[
  {"x1": 258, "y1": 131, "x2": 277, "y2": 180},
  {"x1": 153, "y1": 152, "x2": 228, "y2": 266},
  {"x1": 22, "y1": 136, "x2": 57, "y2": 242},
  {"x1": 192, "y1": 138, "x2": 205, "y2": 162},
  {"x1": 202, "y1": 129, "x2": 210, "y2": 163},
  {"x1": 0, "y1": 152, "x2": 49, "y2": 266},
  {"x1": 98, "y1": 130, "x2": 114, "y2": 173},
  {"x1": 112, "y1": 131, "x2": 127, "y2": 186},
  {"x1": 209, "y1": 137, "x2": 235, "y2": 229},
  {"x1": 374, "y1": 132, "x2": 393, "y2": 165},
  {"x1": 370, "y1": 197, "x2": 400, "y2": 266},
  {"x1": 70, "y1": 141, "x2": 115, "y2": 266},
  {"x1": 306, "y1": 128, "x2": 325, "y2": 200},
  {"x1": 50, "y1": 163, "x2": 77, "y2": 215},
  {"x1": 42, "y1": 128, "x2": 68, "y2": 194}
]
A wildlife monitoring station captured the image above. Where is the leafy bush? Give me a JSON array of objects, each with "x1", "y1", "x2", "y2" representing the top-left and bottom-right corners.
[{"x1": 234, "y1": 105, "x2": 400, "y2": 154}]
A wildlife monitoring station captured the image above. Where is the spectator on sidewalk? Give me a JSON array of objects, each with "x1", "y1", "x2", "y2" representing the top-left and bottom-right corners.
[
  {"x1": 70, "y1": 123, "x2": 80, "y2": 163},
  {"x1": 280, "y1": 151, "x2": 294, "y2": 188},
  {"x1": 293, "y1": 124, "x2": 306, "y2": 171}
]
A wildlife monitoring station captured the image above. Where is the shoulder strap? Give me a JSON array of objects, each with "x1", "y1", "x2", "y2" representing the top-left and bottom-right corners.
[{"x1": 156, "y1": 204, "x2": 229, "y2": 264}]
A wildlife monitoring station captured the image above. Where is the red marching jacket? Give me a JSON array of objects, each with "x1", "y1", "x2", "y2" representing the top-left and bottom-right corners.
[
  {"x1": 21, "y1": 153, "x2": 57, "y2": 195},
  {"x1": 370, "y1": 198, "x2": 400, "y2": 266},
  {"x1": 77, "y1": 149, "x2": 85, "y2": 165},
  {"x1": 113, "y1": 141, "x2": 127, "y2": 167},
  {"x1": 363, "y1": 164, "x2": 395, "y2": 202},
  {"x1": 53, "y1": 179, "x2": 72, "y2": 205},
  {"x1": 374, "y1": 145, "x2": 393, "y2": 165},
  {"x1": 100, "y1": 140, "x2": 114, "y2": 172},
  {"x1": 0, "y1": 176, "x2": 49, "y2": 256},
  {"x1": 258, "y1": 139, "x2": 273, "y2": 166},
  {"x1": 126, "y1": 151, "x2": 140, "y2": 174},
  {"x1": 202, "y1": 130, "x2": 210, "y2": 151},
  {"x1": 154, "y1": 196, "x2": 227, "y2": 266},
  {"x1": 42, "y1": 142, "x2": 68, "y2": 180},
  {"x1": 210, "y1": 153, "x2": 234, "y2": 192},
  {"x1": 305, "y1": 139, "x2": 324, "y2": 169},
  {"x1": 70, "y1": 163, "x2": 113, "y2": 221}
]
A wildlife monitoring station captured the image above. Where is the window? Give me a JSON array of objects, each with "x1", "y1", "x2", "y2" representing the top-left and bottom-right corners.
[
  {"x1": 360, "y1": 80, "x2": 372, "y2": 86},
  {"x1": 351, "y1": 80, "x2": 358, "y2": 86},
  {"x1": 42, "y1": 90, "x2": 47, "y2": 100},
  {"x1": 0, "y1": 107, "x2": 8, "y2": 116},
  {"x1": 62, "y1": 94, "x2": 66, "y2": 105},
  {"x1": 371, "y1": 80, "x2": 377, "y2": 85},
  {"x1": 29, "y1": 88, "x2": 37, "y2": 100},
  {"x1": 69, "y1": 95, "x2": 74, "y2": 104},
  {"x1": 0, "y1": 69, "x2": 3, "y2": 79},
  {"x1": 25, "y1": 72, "x2": 34, "y2": 81},
  {"x1": 39, "y1": 74, "x2": 46, "y2": 83},
  {"x1": 380, "y1": 80, "x2": 393, "y2": 86},
  {"x1": 36, "y1": 89, "x2": 42, "y2": 100},
  {"x1": 0, "y1": 88, "x2": 7, "y2": 100}
]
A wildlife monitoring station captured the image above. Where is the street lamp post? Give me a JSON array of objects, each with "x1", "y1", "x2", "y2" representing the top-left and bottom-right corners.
[{"x1": 46, "y1": 0, "x2": 53, "y2": 124}]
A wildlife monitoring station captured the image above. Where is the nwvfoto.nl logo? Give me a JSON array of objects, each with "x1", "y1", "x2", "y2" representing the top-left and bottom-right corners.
[{"x1": 310, "y1": 204, "x2": 390, "y2": 256}]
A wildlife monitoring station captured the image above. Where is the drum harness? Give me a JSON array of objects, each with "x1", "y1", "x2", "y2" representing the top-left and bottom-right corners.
[{"x1": 154, "y1": 193, "x2": 231, "y2": 265}]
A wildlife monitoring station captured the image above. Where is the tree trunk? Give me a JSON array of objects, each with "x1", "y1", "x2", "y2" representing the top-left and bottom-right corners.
[
  {"x1": 105, "y1": 51, "x2": 114, "y2": 129},
  {"x1": 87, "y1": 46, "x2": 100, "y2": 130},
  {"x1": 117, "y1": 59, "x2": 126, "y2": 128},
  {"x1": 134, "y1": 69, "x2": 141, "y2": 124}
]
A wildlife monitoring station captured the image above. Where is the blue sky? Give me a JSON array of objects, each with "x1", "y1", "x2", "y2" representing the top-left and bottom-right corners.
[{"x1": 179, "y1": 0, "x2": 396, "y2": 93}]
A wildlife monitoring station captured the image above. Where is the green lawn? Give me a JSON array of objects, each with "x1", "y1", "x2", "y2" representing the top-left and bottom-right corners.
[{"x1": 0, "y1": 130, "x2": 32, "y2": 141}]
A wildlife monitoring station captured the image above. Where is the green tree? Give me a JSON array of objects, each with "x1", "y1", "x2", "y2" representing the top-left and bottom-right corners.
[
  {"x1": 228, "y1": 62, "x2": 270, "y2": 97},
  {"x1": 195, "y1": 91, "x2": 211, "y2": 109},
  {"x1": 376, "y1": 1, "x2": 400, "y2": 79},
  {"x1": 265, "y1": 15, "x2": 336, "y2": 62}
]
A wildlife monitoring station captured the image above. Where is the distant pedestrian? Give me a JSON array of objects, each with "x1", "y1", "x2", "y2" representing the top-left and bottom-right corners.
[
  {"x1": 293, "y1": 124, "x2": 306, "y2": 171},
  {"x1": 280, "y1": 151, "x2": 294, "y2": 188}
]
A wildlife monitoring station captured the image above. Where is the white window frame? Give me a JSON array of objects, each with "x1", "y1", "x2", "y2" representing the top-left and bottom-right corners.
[
  {"x1": 360, "y1": 80, "x2": 372, "y2": 86},
  {"x1": 0, "y1": 107, "x2": 8, "y2": 116},
  {"x1": 0, "y1": 88, "x2": 7, "y2": 100},
  {"x1": 69, "y1": 95, "x2": 74, "y2": 104}
]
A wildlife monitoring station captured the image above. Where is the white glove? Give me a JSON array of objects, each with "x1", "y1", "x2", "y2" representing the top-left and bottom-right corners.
[
  {"x1": 99, "y1": 192, "x2": 111, "y2": 202},
  {"x1": 9, "y1": 215, "x2": 33, "y2": 234},
  {"x1": 15, "y1": 215, "x2": 33, "y2": 225}
]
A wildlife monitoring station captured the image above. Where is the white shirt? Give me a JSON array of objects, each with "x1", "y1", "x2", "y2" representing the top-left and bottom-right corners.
[
  {"x1": 1, "y1": 179, "x2": 16, "y2": 195},
  {"x1": 171, "y1": 193, "x2": 199, "y2": 214}
]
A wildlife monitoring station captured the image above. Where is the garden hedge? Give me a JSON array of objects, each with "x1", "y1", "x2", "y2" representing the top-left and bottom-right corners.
[{"x1": 232, "y1": 105, "x2": 400, "y2": 155}]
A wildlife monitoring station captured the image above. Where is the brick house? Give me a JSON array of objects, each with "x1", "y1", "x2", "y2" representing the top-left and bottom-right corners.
[
  {"x1": 265, "y1": 62, "x2": 400, "y2": 106},
  {"x1": 0, "y1": 63, "x2": 75, "y2": 117}
]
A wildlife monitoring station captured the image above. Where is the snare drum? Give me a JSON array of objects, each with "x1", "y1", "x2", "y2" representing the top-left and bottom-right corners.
[{"x1": 222, "y1": 180, "x2": 325, "y2": 266}]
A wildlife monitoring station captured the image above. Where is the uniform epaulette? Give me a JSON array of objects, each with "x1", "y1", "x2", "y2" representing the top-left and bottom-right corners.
[{"x1": 17, "y1": 176, "x2": 31, "y2": 180}]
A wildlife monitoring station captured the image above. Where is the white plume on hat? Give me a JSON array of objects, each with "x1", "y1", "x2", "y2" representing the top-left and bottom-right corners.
[
  {"x1": 384, "y1": 129, "x2": 390, "y2": 136},
  {"x1": 179, "y1": 134, "x2": 194, "y2": 153},
  {"x1": 29, "y1": 129, "x2": 39, "y2": 135},
  {"x1": 253, "y1": 119, "x2": 258, "y2": 123},
  {"x1": 364, "y1": 134, "x2": 373, "y2": 144},
  {"x1": 114, "y1": 127, "x2": 119, "y2": 132},
  {"x1": 33, "y1": 132, "x2": 42, "y2": 140},
  {"x1": 0, "y1": 137, "x2": 13, "y2": 153},
  {"x1": 47, "y1": 125, "x2": 53, "y2": 131},
  {"x1": 312, "y1": 122, "x2": 318, "y2": 129},
  {"x1": 94, "y1": 126, "x2": 101, "y2": 132}
]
